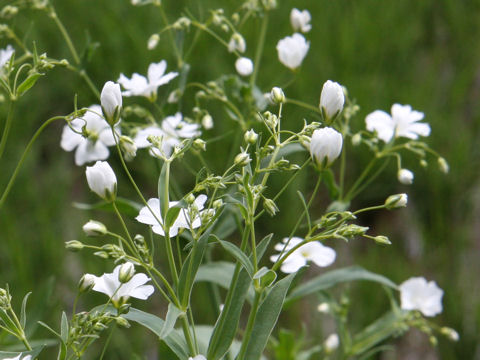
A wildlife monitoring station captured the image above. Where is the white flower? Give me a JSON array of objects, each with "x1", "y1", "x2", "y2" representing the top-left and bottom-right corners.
[
  {"x1": 276, "y1": 33, "x2": 310, "y2": 70},
  {"x1": 399, "y1": 277, "x2": 443, "y2": 317},
  {"x1": 228, "y1": 33, "x2": 246, "y2": 53},
  {"x1": 324, "y1": 333, "x2": 339, "y2": 353},
  {"x1": 136, "y1": 194, "x2": 209, "y2": 237},
  {"x1": 365, "y1": 104, "x2": 430, "y2": 143},
  {"x1": 0, "y1": 45, "x2": 14, "y2": 68},
  {"x1": 82, "y1": 220, "x2": 107, "y2": 236},
  {"x1": 78, "y1": 273, "x2": 96, "y2": 292},
  {"x1": 397, "y1": 168, "x2": 414, "y2": 185},
  {"x1": 235, "y1": 57, "x2": 253, "y2": 77},
  {"x1": 90, "y1": 264, "x2": 154, "y2": 304},
  {"x1": 309, "y1": 127, "x2": 343, "y2": 168},
  {"x1": 188, "y1": 356, "x2": 207, "y2": 360},
  {"x1": 270, "y1": 237, "x2": 336, "y2": 273},
  {"x1": 118, "y1": 61, "x2": 178, "y2": 98},
  {"x1": 85, "y1": 161, "x2": 117, "y2": 201},
  {"x1": 60, "y1": 105, "x2": 120, "y2": 166},
  {"x1": 133, "y1": 113, "x2": 201, "y2": 158},
  {"x1": 320, "y1": 80, "x2": 345, "y2": 121},
  {"x1": 4, "y1": 355, "x2": 32, "y2": 360},
  {"x1": 384, "y1": 193, "x2": 408, "y2": 209},
  {"x1": 100, "y1": 81, "x2": 122, "y2": 124},
  {"x1": 290, "y1": 8, "x2": 312, "y2": 33}
]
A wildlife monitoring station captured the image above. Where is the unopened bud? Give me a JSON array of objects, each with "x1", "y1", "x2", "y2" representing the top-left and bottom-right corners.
[
  {"x1": 66, "y1": 240, "x2": 84, "y2": 252},
  {"x1": 384, "y1": 193, "x2": 408, "y2": 210},
  {"x1": 82, "y1": 220, "x2": 107, "y2": 236},
  {"x1": 438, "y1": 157, "x2": 449, "y2": 174},
  {"x1": 193, "y1": 139, "x2": 206, "y2": 151},
  {"x1": 263, "y1": 111, "x2": 278, "y2": 129},
  {"x1": 270, "y1": 87, "x2": 285, "y2": 104},
  {"x1": 147, "y1": 33, "x2": 160, "y2": 50},
  {"x1": 185, "y1": 194, "x2": 196, "y2": 204},
  {"x1": 351, "y1": 133, "x2": 361, "y2": 146},
  {"x1": 118, "y1": 262, "x2": 135, "y2": 283},
  {"x1": 116, "y1": 316, "x2": 131, "y2": 328},
  {"x1": 118, "y1": 303, "x2": 131, "y2": 315},
  {"x1": 373, "y1": 235, "x2": 391, "y2": 245},
  {"x1": 78, "y1": 274, "x2": 96, "y2": 293},
  {"x1": 244, "y1": 129, "x2": 258, "y2": 144},
  {"x1": 234, "y1": 151, "x2": 251, "y2": 167},
  {"x1": 429, "y1": 336, "x2": 438, "y2": 347},
  {"x1": 398, "y1": 169, "x2": 414, "y2": 185},
  {"x1": 324, "y1": 333, "x2": 339, "y2": 353},
  {"x1": 202, "y1": 114, "x2": 214, "y2": 129},
  {"x1": 120, "y1": 136, "x2": 137, "y2": 161},
  {"x1": 213, "y1": 199, "x2": 224, "y2": 210},
  {"x1": 440, "y1": 327, "x2": 459, "y2": 342},
  {"x1": 317, "y1": 303, "x2": 330, "y2": 313},
  {"x1": 134, "y1": 234, "x2": 145, "y2": 245},
  {"x1": 263, "y1": 198, "x2": 279, "y2": 217}
]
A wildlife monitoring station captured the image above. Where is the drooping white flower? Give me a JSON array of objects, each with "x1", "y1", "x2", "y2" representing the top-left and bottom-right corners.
[
  {"x1": 133, "y1": 113, "x2": 201, "y2": 158},
  {"x1": 309, "y1": 127, "x2": 343, "y2": 168},
  {"x1": 365, "y1": 104, "x2": 430, "y2": 143},
  {"x1": 118, "y1": 61, "x2": 178, "y2": 98},
  {"x1": 276, "y1": 33, "x2": 310, "y2": 70},
  {"x1": 0, "y1": 45, "x2": 14, "y2": 68},
  {"x1": 270, "y1": 237, "x2": 336, "y2": 273},
  {"x1": 60, "y1": 105, "x2": 120, "y2": 166},
  {"x1": 136, "y1": 194, "x2": 209, "y2": 237},
  {"x1": 235, "y1": 57, "x2": 253, "y2": 77},
  {"x1": 290, "y1": 8, "x2": 312, "y2": 33},
  {"x1": 100, "y1": 81, "x2": 122, "y2": 124},
  {"x1": 228, "y1": 33, "x2": 246, "y2": 53},
  {"x1": 320, "y1": 80, "x2": 345, "y2": 121},
  {"x1": 397, "y1": 168, "x2": 414, "y2": 185},
  {"x1": 90, "y1": 264, "x2": 154, "y2": 303},
  {"x1": 324, "y1": 333, "x2": 340, "y2": 353},
  {"x1": 85, "y1": 161, "x2": 117, "y2": 201},
  {"x1": 399, "y1": 277, "x2": 443, "y2": 317},
  {"x1": 3, "y1": 355, "x2": 32, "y2": 360}
]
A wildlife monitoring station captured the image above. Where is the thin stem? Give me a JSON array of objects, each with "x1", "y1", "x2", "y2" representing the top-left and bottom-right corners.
[
  {"x1": 158, "y1": 5, "x2": 183, "y2": 67},
  {"x1": 49, "y1": 10, "x2": 80, "y2": 65},
  {"x1": 344, "y1": 158, "x2": 377, "y2": 202},
  {"x1": 181, "y1": 315, "x2": 197, "y2": 356},
  {"x1": 0, "y1": 116, "x2": 64, "y2": 209},
  {"x1": 286, "y1": 98, "x2": 321, "y2": 114},
  {"x1": 99, "y1": 323, "x2": 116, "y2": 360},
  {"x1": 236, "y1": 292, "x2": 261, "y2": 360},
  {"x1": 250, "y1": 14, "x2": 268, "y2": 87},
  {"x1": 8, "y1": 307, "x2": 32, "y2": 351},
  {"x1": 349, "y1": 159, "x2": 391, "y2": 200},
  {"x1": 0, "y1": 100, "x2": 16, "y2": 161}
]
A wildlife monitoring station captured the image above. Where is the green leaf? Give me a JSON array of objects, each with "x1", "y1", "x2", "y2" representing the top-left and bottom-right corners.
[
  {"x1": 286, "y1": 266, "x2": 398, "y2": 305},
  {"x1": 16, "y1": 72, "x2": 43, "y2": 96},
  {"x1": 122, "y1": 308, "x2": 189, "y2": 360},
  {"x1": 242, "y1": 273, "x2": 296, "y2": 359},
  {"x1": 0, "y1": 346, "x2": 44, "y2": 359},
  {"x1": 60, "y1": 312, "x2": 68, "y2": 343},
  {"x1": 218, "y1": 239, "x2": 254, "y2": 277},
  {"x1": 322, "y1": 169, "x2": 340, "y2": 199},
  {"x1": 159, "y1": 303, "x2": 185, "y2": 339},
  {"x1": 20, "y1": 292, "x2": 31, "y2": 328},
  {"x1": 158, "y1": 161, "x2": 170, "y2": 223},
  {"x1": 165, "y1": 200, "x2": 186, "y2": 228},
  {"x1": 177, "y1": 226, "x2": 213, "y2": 307},
  {"x1": 256, "y1": 233, "x2": 273, "y2": 261},
  {"x1": 207, "y1": 266, "x2": 252, "y2": 360},
  {"x1": 253, "y1": 267, "x2": 277, "y2": 289}
]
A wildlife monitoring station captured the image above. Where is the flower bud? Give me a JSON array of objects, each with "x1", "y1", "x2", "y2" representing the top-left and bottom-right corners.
[
  {"x1": 100, "y1": 81, "x2": 122, "y2": 125},
  {"x1": 244, "y1": 129, "x2": 258, "y2": 144},
  {"x1": 384, "y1": 193, "x2": 408, "y2": 210},
  {"x1": 317, "y1": 303, "x2": 330, "y2": 313},
  {"x1": 118, "y1": 303, "x2": 131, "y2": 315},
  {"x1": 263, "y1": 198, "x2": 279, "y2": 217},
  {"x1": 213, "y1": 199, "x2": 224, "y2": 210},
  {"x1": 116, "y1": 316, "x2": 131, "y2": 328},
  {"x1": 351, "y1": 133, "x2": 361, "y2": 146},
  {"x1": 440, "y1": 327, "x2": 459, "y2": 342},
  {"x1": 324, "y1": 333, "x2": 339, "y2": 353},
  {"x1": 66, "y1": 240, "x2": 84, "y2": 252},
  {"x1": 235, "y1": 57, "x2": 253, "y2": 77},
  {"x1": 270, "y1": 87, "x2": 285, "y2": 104},
  {"x1": 397, "y1": 168, "x2": 414, "y2": 185},
  {"x1": 86, "y1": 161, "x2": 117, "y2": 201},
  {"x1": 320, "y1": 80, "x2": 345, "y2": 123},
  {"x1": 185, "y1": 194, "x2": 196, "y2": 204},
  {"x1": 234, "y1": 151, "x2": 251, "y2": 167},
  {"x1": 373, "y1": 235, "x2": 391, "y2": 245},
  {"x1": 438, "y1": 157, "x2": 449, "y2": 174},
  {"x1": 118, "y1": 262, "x2": 135, "y2": 283},
  {"x1": 193, "y1": 139, "x2": 206, "y2": 151},
  {"x1": 263, "y1": 111, "x2": 278, "y2": 130},
  {"x1": 309, "y1": 127, "x2": 343, "y2": 169},
  {"x1": 78, "y1": 274, "x2": 96, "y2": 293},
  {"x1": 228, "y1": 33, "x2": 246, "y2": 53},
  {"x1": 120, "y1": 135, "x2": 137, "y2": 161},
  {"x1": 82, "y1": 220, "x2": 107, "y2": 236},
  {"x1": 147, "y1": 33, "x2": 160, "y2": 50}
]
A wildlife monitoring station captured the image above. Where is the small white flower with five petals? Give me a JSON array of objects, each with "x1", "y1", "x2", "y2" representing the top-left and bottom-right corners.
[
  {"x1": 399, "y1": 277, "x2": 443, "y2": 317},
  {"x1": 276, "y1": 33, "x2": 310, "y2": 70},
  {"x1": 290, "y1": 8, "x2": 312, "y2": 33}
]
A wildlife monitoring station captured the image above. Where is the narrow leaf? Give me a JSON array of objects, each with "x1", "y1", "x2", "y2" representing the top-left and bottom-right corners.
[
  {"x1": 158, "y1": 161, "x2": 170, "y2": 223},
  {"x1": 16, "y1": 73, "x2": 43, "y2": 96},
  {"x1": 0, "y1": 346, "x2": 44, "y2": 359},
  {"x1": 159, "y1": 303, "x2": 185, "y2": 339},
  {"x1": 20, "y1": 292, "x2": 31, "y2": 328},
  {"x1": 218, "y1": 239, "x2": 254, "y2": 277}
]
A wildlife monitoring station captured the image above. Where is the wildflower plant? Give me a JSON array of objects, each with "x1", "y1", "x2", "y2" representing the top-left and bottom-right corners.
[{"x1": 0, "y1": 1, "x2": 458, "y2": 359}]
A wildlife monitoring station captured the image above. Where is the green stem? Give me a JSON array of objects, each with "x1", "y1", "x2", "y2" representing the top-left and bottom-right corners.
[
  {"x1": 0, "y1": 116, "x2": 64, "y2": 209},
  {"x1": 348, "y1": 159, "x2": 391, "y2": 200},
  {"x1": 99, "y1": 323, "x2": 116, "y2": 360},
  {"x1": 250, "y1": 14, "x2": 268, "y2": 87},
  {"x1": 344, "y1": 158, "x2": 377, "y2": 201},
  {"x1": 50, "y1": 9, "x2": 80, "y2": 65},
  {"x1": 79, "y1": 70, "x2": 100, "y2": 99},
  {"x1": 158, "y1": 5, "x2": 183, "y2": 67},
  {"x1": 0, "y1": 100, "x2": 16, "y2": 161},
  {"x1": 181, "y1": 315, "x2": 197, "y2": 356},
  {"x1": 286, "y1": 98, "x2": 321, "y2": 114},
  {"x1": 8, "y1": 307, "x2": 32, "y2": 351},
  {"x1": 236, "y1": 291, "x2": 261, "y2": 360}
]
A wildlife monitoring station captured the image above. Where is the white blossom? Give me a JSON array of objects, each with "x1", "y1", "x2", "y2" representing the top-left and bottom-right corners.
[
  {"x1": 276, "y1": 33, "x2": 309, "y2": 70},
  {"x1": 85, "y1": 161, "x2": 117, "y2": 201},
  {"x1": 397, "y1": 168, "x2": 414, "y2": 185},
  {"x1": 60, "y1": 105, "x2": 120, "y2": 166},
  {"x1": 0, "y1": 45, "x2": 14, "y2": 68},
  {"x1": 235, "y1": 57, "x2": 253, "y2": 77},
  {"x1": 228, "y1": 33, "x2": 246, "y2": 53},
  {"x1": 324, "y1": 333, "x2": 340, "y2": 353},
  {"x1": 290, "y1": 8, "x2": 312, "y2": 33},
  {"x1": 270, "y1": 237, "x2": 336, "y2": 273},
  {"x1": 82, "y1": 220, "x2": 107, "y2": 236},
  {"x1": 133, "y1": 113, "x2": 200, "y2": 158},
  {"x1": 399, "y1": 277, "x2": 443, "y2": 317},
  {"x1": 118, "y1": 61, "x2": 178, "y2": 98},
  {"x1": 136, "y1": 194, "x2": 209, "y2": 237},
  {"x1": 100, "y1": 81, "x2": 122, "y2": 124},
  {"x1": 309, "y1": 127, "x2": 343, "y2": 168},
  {"x1": 79, "y1": 273, "x2": 96, "y2": 292},
  {"x1": 366, "y1": 104, "x2": 430, "y2": 143},
  {"x1": 320, "y1": 80, "x2": 345, "y2": 121},
  {"x1": 89, "y1": 264, "x2": 154, "y2": 303}
]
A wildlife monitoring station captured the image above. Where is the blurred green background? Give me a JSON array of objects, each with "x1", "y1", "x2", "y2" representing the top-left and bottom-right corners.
[{"x1": 1, "y1": 0, "x2": 479, "y2": 358}]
